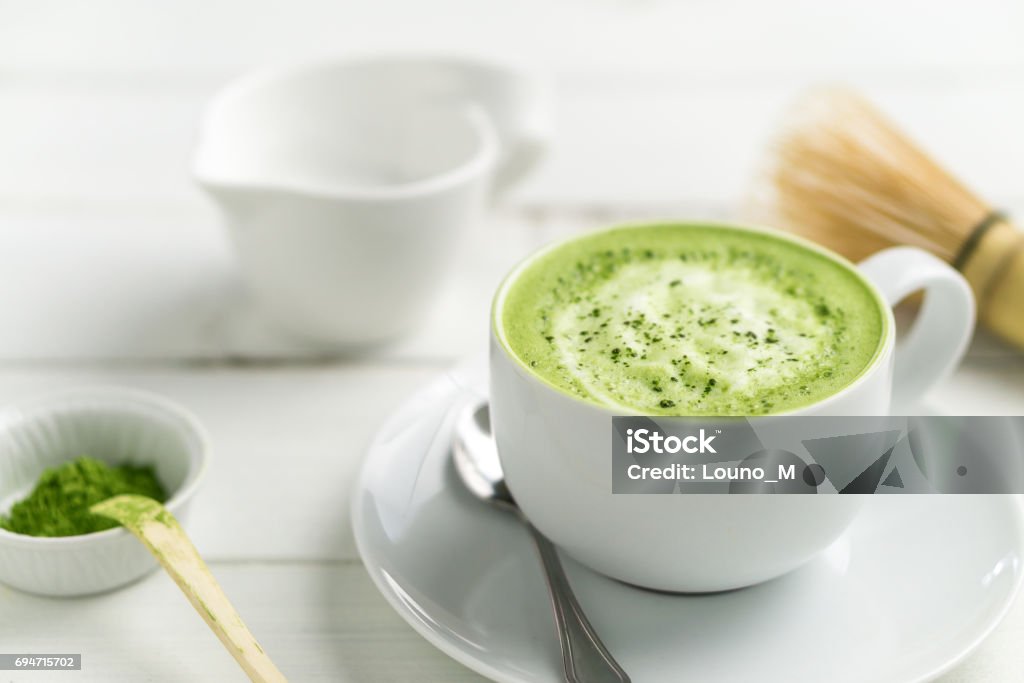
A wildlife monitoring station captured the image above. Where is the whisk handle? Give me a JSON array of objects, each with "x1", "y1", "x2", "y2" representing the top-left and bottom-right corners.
[
  {"x1": 859, "y1": 247, "x2": 975, "y2": 411},
  {"x1": 960, "y1": 218, "x2": 1024, "y2": 351}
]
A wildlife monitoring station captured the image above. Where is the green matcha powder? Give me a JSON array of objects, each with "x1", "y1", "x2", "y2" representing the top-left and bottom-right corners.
[{"x1": 0, "y1": 456, "x2": 167, "y2": 537}]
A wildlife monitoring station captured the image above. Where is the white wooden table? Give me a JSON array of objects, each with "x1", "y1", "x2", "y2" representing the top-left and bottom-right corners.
[{"x1": 1, "y1": 1, "x2": 1023, "y2": 680}]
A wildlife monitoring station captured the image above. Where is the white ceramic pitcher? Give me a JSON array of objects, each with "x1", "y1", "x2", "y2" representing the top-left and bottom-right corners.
[{"x1": 193, "y1": 54, "x2": 552, "y2": 347}]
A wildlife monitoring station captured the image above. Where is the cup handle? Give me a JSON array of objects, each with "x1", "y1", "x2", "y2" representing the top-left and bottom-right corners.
[
  {"x1": 857, "y1": 247, "x2": 975, "y2": 411},
  {"x1": 424, "y1": 57, "x2": 552, "y2": 196},
  {"x1": 492, "y1": 112, "x2": 551, "y2": 195},
  {"x1": 474, "y1": 69, "x2": 553, "y2": 196}
]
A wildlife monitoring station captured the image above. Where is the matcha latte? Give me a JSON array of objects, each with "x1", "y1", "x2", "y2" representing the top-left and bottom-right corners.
[{"x1": 497, "y1": 224, "x2": 886, "y2": 415}]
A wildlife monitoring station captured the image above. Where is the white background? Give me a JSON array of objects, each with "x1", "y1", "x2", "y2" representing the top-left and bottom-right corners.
[{"x1": 1, "y1": 1, "x2": 1023, "y2": 680}]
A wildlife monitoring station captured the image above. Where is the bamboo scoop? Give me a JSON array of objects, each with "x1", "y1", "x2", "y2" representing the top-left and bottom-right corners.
[
  {"x1": 749, "y1": 87, "x2": 1024, "y2": 350},
  {"x1": 91, "y1": 495, "x2": 288, "y2": 683}
]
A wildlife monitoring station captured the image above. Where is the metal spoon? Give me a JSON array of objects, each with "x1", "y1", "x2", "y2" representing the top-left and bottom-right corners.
[{"x1": 453, "y1": 400, "x2": 631, "y2": 683}]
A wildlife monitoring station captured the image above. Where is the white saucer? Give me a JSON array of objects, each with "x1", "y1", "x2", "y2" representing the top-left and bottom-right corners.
[{"x1": 351, "y1": 362, "x2": 1024, "y2": 683}]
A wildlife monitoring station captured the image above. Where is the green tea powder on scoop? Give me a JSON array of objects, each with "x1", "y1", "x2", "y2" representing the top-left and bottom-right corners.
[{"x1": 0, "y1": 456, "x2": 167, "y2": 537}]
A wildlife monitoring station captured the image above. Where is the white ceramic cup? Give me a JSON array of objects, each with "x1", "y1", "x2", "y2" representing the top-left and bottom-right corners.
[
  {"x1": 193, "y1": 54, "x2": 551, "y2": 347},
  {"x1": 490, "y1": 222, "x2": 975, "y2": 592}
]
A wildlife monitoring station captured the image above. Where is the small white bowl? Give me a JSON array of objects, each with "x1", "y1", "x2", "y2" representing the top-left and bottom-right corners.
[{"x1": 0, "y1": 389, "x2": 207, "y2": 596}]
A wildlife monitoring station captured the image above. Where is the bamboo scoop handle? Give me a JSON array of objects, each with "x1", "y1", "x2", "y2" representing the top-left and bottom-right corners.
[
  {"x1": 91, "y1": 495, "x2": 288, "y2": 683},
  {"x1": 959, "y1": 218, "x2": 1024, "y2": 349}
]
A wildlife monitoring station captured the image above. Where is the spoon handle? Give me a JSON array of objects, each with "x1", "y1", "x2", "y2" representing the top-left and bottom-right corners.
[
  {"x1": 92, "y1": 495, "x2": 288, "y2": 683},
  {"x1": 526, "y1": 522, "x2": 631, "y2": 683}
]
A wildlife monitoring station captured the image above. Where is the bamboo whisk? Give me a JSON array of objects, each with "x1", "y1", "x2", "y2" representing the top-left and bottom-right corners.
[{"x1": 750, "y1": 87, "x2": 1024, "y2": 350}]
